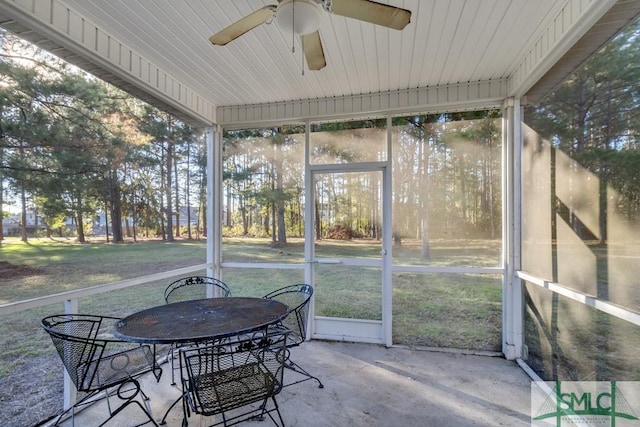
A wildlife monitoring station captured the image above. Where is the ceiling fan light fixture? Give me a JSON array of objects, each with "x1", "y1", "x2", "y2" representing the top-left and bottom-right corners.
[{"x1": 276, "y1": 0, "x2": 323, "y2": 36}]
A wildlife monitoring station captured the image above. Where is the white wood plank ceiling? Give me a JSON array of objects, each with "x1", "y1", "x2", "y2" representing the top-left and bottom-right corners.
[
  {"x1": 60, "y1": 0, "x2": 560, "y2": 106},
  {"x1": 1, "y1": 0, "x2": 638, "y2": 125}
]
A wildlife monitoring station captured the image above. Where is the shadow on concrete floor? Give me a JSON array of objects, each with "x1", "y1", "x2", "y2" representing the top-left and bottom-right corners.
[{"x1": 57, "y1": 340, "x2": 534, "y2": 427}]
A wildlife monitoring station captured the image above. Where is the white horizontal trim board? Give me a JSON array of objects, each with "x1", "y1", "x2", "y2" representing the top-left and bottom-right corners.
[
  {"x1": 223, "y1": 263, "x2": 501, "y2": 274},
  {"x1": 517, "y1": 270, "x2": 640, "y2": 327},
  {"x1": 309, "y1": 162, "x2": 387, "y2": 173},
  {"x1": 392, "y1": 265, "x2": 503, "y2": 275},
  {"x1": 221, "y1": 262, "x2": 304, "y2": 270},
  {"x1": 313, "y1": 317, "x2": 383, "y2": 344},
  {"x1": 218, "y1": 79, "x2": 508, "y2": 128},
  {"x1": 315, "y1": 258, "x2": 382, "y2": 267},
  {"x1": 0, "y1": 0, "x2": 216, "y2": 125}
]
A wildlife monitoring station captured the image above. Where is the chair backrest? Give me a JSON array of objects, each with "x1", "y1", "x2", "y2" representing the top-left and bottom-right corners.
[
  {"x1": 164, "y1": 276, "x2": 231, "y2": 303},
  {"x1": 180, "y1": 329, "x2": 289, "y2": 417},
  {"x1": 263, "y1": 284, "x2": 313, "y2": 347},
  {"x1": 41, "y1": 314, "x2": 159, "y2": 393},
  {"x1": 41, "y1": 314, "x2": 109, "y2": 392}
]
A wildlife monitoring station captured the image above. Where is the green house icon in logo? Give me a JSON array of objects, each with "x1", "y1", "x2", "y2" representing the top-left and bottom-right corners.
[{"x1": 534, "y1": 381, "x2": 639, "y2": 426}]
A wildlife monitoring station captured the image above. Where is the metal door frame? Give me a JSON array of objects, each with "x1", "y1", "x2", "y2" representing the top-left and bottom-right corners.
[{"x1": 304, "y1": 118, "x2": 393, "y2": 346}]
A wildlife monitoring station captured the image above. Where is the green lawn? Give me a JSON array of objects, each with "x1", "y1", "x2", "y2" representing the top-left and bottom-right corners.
[{"x1": 0, "y1": 236, "x2": 503, "y2": 348}]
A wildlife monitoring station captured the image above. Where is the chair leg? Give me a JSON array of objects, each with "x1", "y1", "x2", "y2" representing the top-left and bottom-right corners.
[
  {"x1": 251, "y1": 396, "x2": 271, "y2": 422},
  {"x1": 99, "y1": 399, "x2": 159, "y2": 427},
  {"x1": 170, "y1": 346, "x2": 177, "y2": 386},
  {"x1": 159, "y1": 393, "x2": 185, "y2": 425},
  {"x1": 50, "y1": 390, "x2": 101, "y2": 426},
  {"x1": 151, "y1": 345, "x2": 163, "y2": 383},
  {"x1": 52, "y1": 381, "x2": 156, "y2": 427},
  {"x1": 264, "y1": 396, "x2": 286, "y2": 427},
  {"x1": 99, "y1": 380, "x2": 158, "y2": 427},
  {"x1": 50, "y1": 406, "x2": 71, "y2": 426},
  {"x1": 284, "y1": 358, "x2": 324, "y2": 388}
]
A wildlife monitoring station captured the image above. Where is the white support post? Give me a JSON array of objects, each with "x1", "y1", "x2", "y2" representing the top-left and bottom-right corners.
[
  {"x1": 205, "y1": 125, "x2": 221, "y2": 291},
  {"x1": 382, "y1": 115, "x2": 393, "y2": 347},
  {"x1": 502, "y1": 98, "x2": 524, "y2": 360},
  {"x1": 63, "y1": 299, "x2": 78, "y2": 410},
  {"x1": 214, "y1": 126, "x2": 223, "y2": 281},
  {"x1": 303, "y1": 121, "x2": 314, "y2": 339}
]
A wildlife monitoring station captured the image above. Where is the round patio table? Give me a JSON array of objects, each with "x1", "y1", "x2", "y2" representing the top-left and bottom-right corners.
[{"x1": 113, "y1": 297, "x2": 288, "y2": 344}]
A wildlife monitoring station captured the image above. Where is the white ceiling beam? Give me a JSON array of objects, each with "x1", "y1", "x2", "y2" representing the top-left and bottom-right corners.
[{"x1": 218, "y1": 79, "x2": 508, "y2": 128}]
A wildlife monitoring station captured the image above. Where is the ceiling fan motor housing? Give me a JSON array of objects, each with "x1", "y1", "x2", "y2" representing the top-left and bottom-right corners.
[{"x1": 276, "y1": 0, "x2": 323, "y2": 35}]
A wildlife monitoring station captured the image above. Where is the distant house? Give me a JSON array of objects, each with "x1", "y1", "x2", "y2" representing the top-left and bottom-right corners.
[
  {"x1": 2, "y1": 207, "x2": 203, "y2": 237},
  {"x1": 1, "y1": 215, "x2": 20, "y2": 235},
  {"x1": 90, "y1": 206, "x2": 201, "y2": 236},
  {"x1": 174, "y1": 206, "x2": 200, "y2": 228},
  {"x1": 1, "y1": 211, "x2": 46, "y2": 235}
]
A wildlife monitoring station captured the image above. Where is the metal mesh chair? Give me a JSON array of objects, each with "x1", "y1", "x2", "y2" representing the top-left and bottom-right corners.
[
  {"x1": 164, "y1": 276, "x2": 231, "y2": 303},
  {"x1": 164, "y1": 276, "x2": 232, "y2": 385},
  {"x1": 263, "y1": 284, "x2": 324, "y2": 388},
  {"x1": 41, "y1": 314, "x2": 162, "y2": 427},
  {"x1": 179, "y1": 329, "x2": 289, "y2": 427}
]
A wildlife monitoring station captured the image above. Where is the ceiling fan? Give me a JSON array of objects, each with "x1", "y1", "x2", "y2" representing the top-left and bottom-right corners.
[{"x1": 209, "y1": 0, "x2": 412, "y2": 71}]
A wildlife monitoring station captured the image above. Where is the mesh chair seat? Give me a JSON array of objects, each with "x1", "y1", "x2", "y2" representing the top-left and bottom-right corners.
[
  {"x1": 41, "y1": 314, "x2": 162, "y2": 427},
  {"x1": 180, "y1": 329, "x2": 289, "y2": 427},
  {"x1": 194, "y1": 363, "x2": 273, "y2": 413},
  {"x1": 262, "y1": 284, "x2": 324, "y2": 389}
]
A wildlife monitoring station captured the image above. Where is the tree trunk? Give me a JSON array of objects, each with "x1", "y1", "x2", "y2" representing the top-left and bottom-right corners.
[
  {"x1": 199, "y1": 189, "x2": 206, "y2": 239},
  {"x1": 124, "y1": 186, "x2": 132, "y2": 238},
  {"x1": 419, "y1": 131, "x2": 431, "y2": 261},
  {"x1": 225, "y1": 186, "x2": 232, "y2": 228},
  {"x1": 0, "y1": 147, "x2": 4, "y2": 243},
  {"x1": 0, "y1": 105, "x2": 3, "y2": 243},
  {"x1": 264, "y1": 207, "x2": 270, "y2": 237},
  {"x1": 20, "y1": 188, "x2": 27, "y2": 242},
  {"x1": 315, "y1": 197, "x2": 321, "y2": 240},
  {"x1": 275, "y1": 162, "x2": 286, "y2": 244},
  {"x1": 33, "y1": 207, "x2": 39, "y2": 238},
  {"x1": 124, "y1": 216, "x2": 131, "y2": 238},
  {"x1": 132, "y1": 190, "x2": 137, "y2": 242},
  {"x1": 186, "y1": 143, "x2": 193, "y2": 239},
  {"x1": 421, "y1": 210, "x2": 431, "y2": 260},
  {"x1": 277, "y1": 201, "x2": 286, "y2": 244},
  {"x1": 174, "y1": 151, "x2": 180, "y2": 238},
  {"x1": 271, "y1": 203, "x2": 276, "y2": 243},
  {"x1": 165, "y1": 138, "x2": 174, "y2": 242},
  {"x1": 241, "y1": 204, "x2": 248, "y2": 235},
  {"x1": 75, "y1": 201, "x2": 86, "y2": 243},
  {"x1": 159, "y1": 147, "x2": 166, "y2": 240},
  {"x1": 110, "y1": 178, "x2": 123, "y2": 242},
  {"x1": 104, "y1": 197, "x2": 110, "y2": 243}
]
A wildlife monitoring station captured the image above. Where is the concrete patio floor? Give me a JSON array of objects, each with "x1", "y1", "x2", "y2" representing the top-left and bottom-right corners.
[{"x1": 58, "y1": 341, "x2": 534, "y2": 426}]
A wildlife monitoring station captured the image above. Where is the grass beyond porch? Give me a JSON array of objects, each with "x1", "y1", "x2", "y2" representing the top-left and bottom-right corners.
[{"x1": 0, "y1": 236, "x2": 502, "y2": 427}]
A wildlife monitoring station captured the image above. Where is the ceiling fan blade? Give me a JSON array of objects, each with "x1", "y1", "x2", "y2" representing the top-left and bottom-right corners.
[
  {"x1": 330, "y1": 0, "x2": 411, "y2": 30},
  {"x1": 301, "y1": 31, "x2": 326, "y2": 71},
  {"x1": 209, "y1": 6, "x2": 276, "y2": 46}
]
